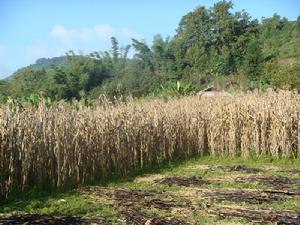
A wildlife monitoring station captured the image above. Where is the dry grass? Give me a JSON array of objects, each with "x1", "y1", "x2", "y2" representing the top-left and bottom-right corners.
[{"x1": 0, "y1": 91, "x2": 299, "y2": 199}]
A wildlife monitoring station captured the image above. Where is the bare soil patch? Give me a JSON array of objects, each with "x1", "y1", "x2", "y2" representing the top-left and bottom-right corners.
[
  {"x1": 208, "y1": 165, "x2": 262, "y2": 173},
  {"x1": 208, "y1": 205, "x2": 300, "y2": 224},
  {"x1": 155, "y1": 176, "x2": 210, "y2": 187},
  {"x1": 119, "y1": 209, "x2": 186, "y2": 225},
  {"x1": 114, "y1": 189, "x2": 189, "y2": 209},
  {"x1": 235, "y1": 175, "x2": 300, "y2": 189},
  {"x1": 114, "y1": 188, "x2": 162, "y2": 200},
  {"x1": 78, "y1": 187, "x2": 190, "y2": 210},
  {"x1": 278, "y1": 169, "x2": 300, "y2": 175},
  {"x1": 78, "y1": 186, "x2": 163, "y2": 199},
  {"x1": 202, "y1": 190, "x2": 286, "y2": 204},
  {"x1": 188, "y1": 164, "x2": 300, "y2": 176},
  {"x1": 134, "y1": 174, "x2": 166, "y2": 183}
]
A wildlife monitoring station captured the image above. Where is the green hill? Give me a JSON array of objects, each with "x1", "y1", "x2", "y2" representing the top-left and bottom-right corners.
[{"x1": 29, "y1": 56, "x2": 69, "y2": 69}]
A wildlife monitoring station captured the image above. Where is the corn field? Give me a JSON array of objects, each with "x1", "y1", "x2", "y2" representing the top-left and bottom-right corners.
[{"x1": 0, "y1": 91, "x2": 299, "y2": 199}]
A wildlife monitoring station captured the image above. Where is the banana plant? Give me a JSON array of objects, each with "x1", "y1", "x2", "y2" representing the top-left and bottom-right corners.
[
  {"x1": 28, "y1": 93, "x2": 39, "y2": 108},
  {"x1": 159, "y1": 81, "x2": 195, "y2": 97}
]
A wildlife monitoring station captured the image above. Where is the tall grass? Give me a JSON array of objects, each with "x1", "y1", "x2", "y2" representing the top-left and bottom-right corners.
[{"x1": 0, "y1": 91, "x2": 299, "y2": 199}]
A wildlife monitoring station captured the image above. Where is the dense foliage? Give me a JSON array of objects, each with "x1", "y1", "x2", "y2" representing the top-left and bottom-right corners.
[{"x1": 1, "y1": 1, "x2": 299, "y2": 101}]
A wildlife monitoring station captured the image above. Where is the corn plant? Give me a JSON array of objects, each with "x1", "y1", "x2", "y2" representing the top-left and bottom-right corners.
[{"x1": 0, "y1": 90, "x2": 299, "y2": 200}]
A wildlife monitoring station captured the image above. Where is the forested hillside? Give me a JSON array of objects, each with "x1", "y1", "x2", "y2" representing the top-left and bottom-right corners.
[{"x1": 1, "y1": 1, "x2": 299, "y2": 101}]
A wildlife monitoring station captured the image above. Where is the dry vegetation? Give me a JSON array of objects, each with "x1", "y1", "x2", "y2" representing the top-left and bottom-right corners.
[{"x1": 0, "y1": 91, "x2": 300, "y2": 200}]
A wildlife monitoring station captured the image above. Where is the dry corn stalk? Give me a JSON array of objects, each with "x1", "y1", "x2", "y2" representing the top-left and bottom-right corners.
[{"x1": 0, "y1": 90, "x2": 299, "y2": 199}]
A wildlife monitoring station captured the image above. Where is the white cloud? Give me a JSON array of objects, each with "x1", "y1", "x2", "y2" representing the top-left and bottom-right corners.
[
  {"x1": 50, "y1": 25, "x2": 71, "y2": 43},
  {"x1": 49, "y1": 24, "x2": 139, "y2": 45},
  {"x1": 120, "y1": 28, "x2": 139, "y2": 38},
  {"x1": 94, "y1": 24, "x2": 115, "y2": 39},
  {"x1": 50, "y1": 25, "x2": 93, "y2": 44}
]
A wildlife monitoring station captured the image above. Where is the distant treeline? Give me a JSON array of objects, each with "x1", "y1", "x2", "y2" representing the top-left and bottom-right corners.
[{"x1": 0, "y1": 0, "x2": 300, "y2": 101}]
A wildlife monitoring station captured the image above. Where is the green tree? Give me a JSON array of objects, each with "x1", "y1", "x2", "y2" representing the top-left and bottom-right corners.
[
  {"x1": 243, "y1": 39, "x2": 263, "y2": 80},
  {"x1": 7, "y1": 68, "x2": 47, "y2": 98},
  {"x1": 132, "y1": 39, "x2": 154, "y2": 72},
  {"x1": 111, "y1": 37, "x2": 119, "y2": 63},
  {"x1": 46, "y1": 52, "x2": 111, "y2": 100}
]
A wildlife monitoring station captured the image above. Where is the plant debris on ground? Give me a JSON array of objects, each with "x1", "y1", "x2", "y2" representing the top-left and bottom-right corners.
[{"x1": 1, "y1": 157, "x2": 300, "y2": 224}]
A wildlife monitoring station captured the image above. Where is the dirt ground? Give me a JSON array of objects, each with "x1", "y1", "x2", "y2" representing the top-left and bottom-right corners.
[{"x1": 0, "y1": 164, "x2": 300, "y2": 224}]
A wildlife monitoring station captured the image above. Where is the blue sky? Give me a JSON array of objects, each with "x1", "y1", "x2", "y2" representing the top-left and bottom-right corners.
[{"x1": 0, "y1": 0, "x2": 299, "y2": 78}]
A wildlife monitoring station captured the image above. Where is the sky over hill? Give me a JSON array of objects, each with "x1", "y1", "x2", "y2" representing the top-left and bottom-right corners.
[{"x1": 0, "y1": 0, "x2": 299, "y2": 79}]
